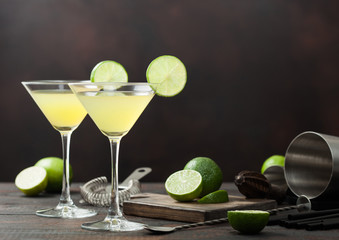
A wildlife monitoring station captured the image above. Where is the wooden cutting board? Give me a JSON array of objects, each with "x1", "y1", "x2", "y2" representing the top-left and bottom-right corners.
[{"x1": 123, "y1": 193, "x2": 277, "y2": 222}]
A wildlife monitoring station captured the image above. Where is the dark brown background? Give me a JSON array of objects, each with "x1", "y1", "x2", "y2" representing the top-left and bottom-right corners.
[{"x1": 1, "y1": 0, "x2": 339, "y2": 183}]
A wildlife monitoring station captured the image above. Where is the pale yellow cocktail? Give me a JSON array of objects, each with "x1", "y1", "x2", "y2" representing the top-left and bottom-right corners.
[
  {"x1": 76, "y1": 92, "x2": 153, "y2": 136},
  {"x1": 69, "y1": 82, "x2": 156, "y2": 231},
  {"x1": 30, "y1": 90, "x2": 87, "y2": 131},
  {"x1": 22, "y1": 81, "x2": 97, "y2": 219}
]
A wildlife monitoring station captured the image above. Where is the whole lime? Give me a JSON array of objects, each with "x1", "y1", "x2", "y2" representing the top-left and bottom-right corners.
[
  {"x1": 184, "y1": 157, "x2": 223, "y2": 197},
  {"x1": 261, "y1": 155, "x2": 285, "y2": 174},
  {"x1": 228, "y1": 210, "x2": 270, "y2": 234},
  {"x1": 35, "y1": 157, "x2": 73, "y2": 192}
]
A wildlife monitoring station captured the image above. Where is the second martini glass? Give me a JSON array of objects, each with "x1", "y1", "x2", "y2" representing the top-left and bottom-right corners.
[
  {"x1": 22, "y1": 81, "x2": 97, "y2": 219},
  {"x1": 69, "y1": 82, "x2": 157, "y2": 231}
]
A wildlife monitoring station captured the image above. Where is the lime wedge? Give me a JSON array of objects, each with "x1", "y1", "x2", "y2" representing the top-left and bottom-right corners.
[
  {"x1": 15, "y1": 166, "x2": 48, "y2": 196},
  {"x1": 146, "y1": 55, "x2": 187, "y2": 97},
  {"x1": 198, "y1": 190, "x2": 229, "y2": 203},
  {"x1": 227, "y1": 210, "x2": 270, "y2": 234},
  {"x1": 165, "y1": 170, "x2": 202, "y2": 202},
  {"x1": 90, "y1": 60, "x2": 128, "y2": 82}
]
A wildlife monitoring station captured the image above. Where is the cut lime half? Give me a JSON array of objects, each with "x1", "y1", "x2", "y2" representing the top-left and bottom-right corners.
[
  {"x1": 165, "y1": 170, "x2": 202, "y2": 202},
  {"x1": 228, "y1": 210, "x2": 270, "y2": 234},
  {"x1": 15, "y1": 166, "x2": 48, "y2": 196},
  {"x1": 90, "y1": 60, "x2": 128, "y2": 83},
  {"x1": 146, "y1": 55, "x2": 187, "y2": 97}
]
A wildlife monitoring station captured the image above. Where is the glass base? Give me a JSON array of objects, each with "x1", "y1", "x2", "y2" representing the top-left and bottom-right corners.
[
  {"x1": 36, "y1": 203, "x2": 97, "y2": 219},
  {"x1": 81, "y1": 216, "x2": 144, "y2": 232}
]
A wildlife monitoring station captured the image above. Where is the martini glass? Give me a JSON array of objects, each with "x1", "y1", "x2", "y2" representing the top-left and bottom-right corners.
[
  {"x1": 69, "y1": 82, "x2": 157, "y2": 232},
  {"x1": 22, "y1": 81, "x2": 97, "y2": 219}
]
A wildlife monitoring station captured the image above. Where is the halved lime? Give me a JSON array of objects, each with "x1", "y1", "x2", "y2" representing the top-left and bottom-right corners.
[
  {"x1": 90, "y1": 60, "x2": 128, "y2": 83},
  {"x1": 15, "y1": 166, "x2": 48, "y2": 196},
  {"x1": 198, "y1": 190, "x2": 229, "y2": 203},
  {"x1": 228, "y1": 210, "x2": 270, "y2": 234},
  {"x1": 146, "y1": 55, "x2": 187, "y2": 97},
  {"x1": 165, "y1": 170, "x2": 202, "y2": 202}
]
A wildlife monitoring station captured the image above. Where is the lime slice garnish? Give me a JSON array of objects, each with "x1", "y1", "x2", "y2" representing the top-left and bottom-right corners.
[
  {"x1": 227, "y1": 210, "x2": 270, "y2": 234},
  {"x1": 15, "y1": 166, "x2": 48, "y2": 196},
  {"x1": 165, "y1": 170, "x2": 202, "y2": 202},
  {"x1": 90, "y1": 60, "x2": 128, "y2": 83},
  {"x1": 146, "y1": 55, "x2": 187, "y2": 97},
  {"x1": 198, "y1": 190, "x2": 229, "y2": 203}
]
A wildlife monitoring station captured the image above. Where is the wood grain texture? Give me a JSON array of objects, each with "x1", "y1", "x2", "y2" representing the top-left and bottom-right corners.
[
  {"x1": 123, "y1": 193, "x2": 277, "y2": 222},
  {"x1": 2, "y1": 183, "x2": 339, "y2": 239}
]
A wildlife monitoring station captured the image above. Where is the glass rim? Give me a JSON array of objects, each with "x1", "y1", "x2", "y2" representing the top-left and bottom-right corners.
[
  {"x1": 22, "y1": 80, "x2": 90, "y2": 85},
  {"x1": 68, "y1": 82, "x2": 158, "y2": 86}
]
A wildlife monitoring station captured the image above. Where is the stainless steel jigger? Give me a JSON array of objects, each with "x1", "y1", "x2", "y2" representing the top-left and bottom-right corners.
[{"x1": 285, "y1": 131, "x2": 339, "y2": 207}]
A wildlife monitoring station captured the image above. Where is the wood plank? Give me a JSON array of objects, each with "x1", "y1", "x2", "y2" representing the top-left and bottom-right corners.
[
  {"x1": 123, "y1": 193, "x2": 277, "y2": 222},
  {"x1": 2, "y1": 183, "x2": 339, "y2": 239}
]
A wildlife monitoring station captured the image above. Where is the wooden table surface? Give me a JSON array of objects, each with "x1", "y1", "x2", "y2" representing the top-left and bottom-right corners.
[{"x1": 1, "y1": 182, "x2": 339, "y2": 240}]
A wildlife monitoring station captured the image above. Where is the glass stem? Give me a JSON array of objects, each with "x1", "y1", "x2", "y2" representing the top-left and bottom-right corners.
[
  {"x1": 59, "y1": 131, "x2": 74, "y2": 205},
  {"x1": 107, "y1": 137, "x2": 123, "y2": 218}
]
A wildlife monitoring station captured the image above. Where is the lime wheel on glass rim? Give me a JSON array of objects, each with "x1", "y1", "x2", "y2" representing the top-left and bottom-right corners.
[
  {"x1": 146, "y1": 55, "x2": 187, "y2": 97},
  {"x1": 90, "y1": 60, "x2": 128, "y2": 83}
]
